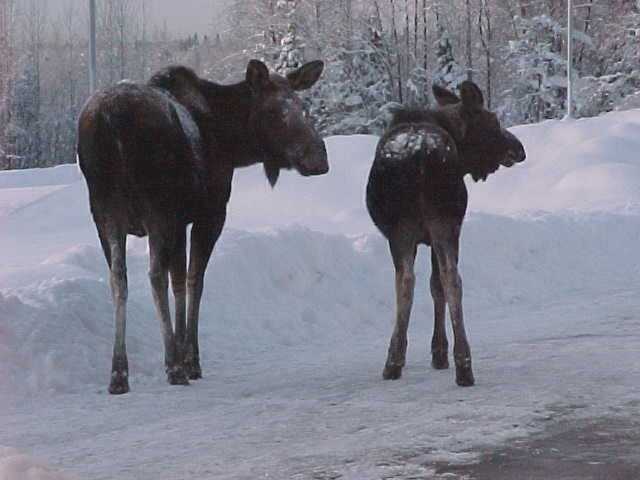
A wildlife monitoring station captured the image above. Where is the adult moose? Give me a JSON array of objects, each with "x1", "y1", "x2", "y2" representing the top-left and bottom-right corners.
[
  {"x1": 77, "y1": 60, "x2": 328, "y2": 394},
  {"x1": 366, "y1": 81, "x2": 525, "y2": 386}
]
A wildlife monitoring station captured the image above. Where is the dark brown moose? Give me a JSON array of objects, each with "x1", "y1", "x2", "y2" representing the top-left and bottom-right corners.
[
  {"x1": 366, "y1": 81, "x2": 525, "y2": 386},
  {"x1": 77, "y1": 60, "x2": 328, "y2": 394}
]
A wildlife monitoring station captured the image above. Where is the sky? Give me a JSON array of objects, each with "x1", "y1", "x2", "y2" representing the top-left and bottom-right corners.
[
  {"x1": 145, "y1": 0, "x2": 231, "y2": 36},
  {"x1": 52, "y1": 0, "x2": 232, "y2": 37}
]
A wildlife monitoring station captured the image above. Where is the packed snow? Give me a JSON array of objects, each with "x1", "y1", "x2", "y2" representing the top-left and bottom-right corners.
[
  {"x1": 1, "y1": 110, "x2": 640, "y2": 479},
  {"x1": 0, "y1": 448, "x2": 78, "y2": 480}
]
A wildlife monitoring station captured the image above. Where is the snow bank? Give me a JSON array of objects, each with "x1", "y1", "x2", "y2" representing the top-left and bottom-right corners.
[
  {"x1": 470, "y1": 109, "x2": 640, "y2": 215},
  {"x1": 1, "y1": 215, "x2": 640, "y2": 396},
  {"x1": 0, "y1": 447, "x2": 76, "y2": 480},
  {"x1": 0, "y1": 164, "x2": 80, "y2": 190}
]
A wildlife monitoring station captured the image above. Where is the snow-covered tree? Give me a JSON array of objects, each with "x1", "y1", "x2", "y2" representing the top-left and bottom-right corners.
[
  {"x1": 307, "y1": 19, "x2": 393, "y2": 135},
  {"x1": 575, "y1": 4, "x2": 640, "y2": 117},
  {"x1": 0, "y1": 0, "x2": 14, "y2": 168},
  {"x1": 97, "y1": 0, "x2": 140, "y2": 86},
  {"x1": 275, "y1": 23, "x2": 304, "y2": 74},
  {"x1": 405, "y1": 65, "x2": 430, "y2": 106},
  {"x1": 241, "y1": 0, "x2": 306, "y2": 72},
  {"x1": 502, "y1": 15, "x2": 567, "y2": 124},
  {"x1": 11, "y1": 58, "x2": 41, "y2": 166},
  {"x1": 431, "y1": 15, "x2": 465, "y2": 92}
]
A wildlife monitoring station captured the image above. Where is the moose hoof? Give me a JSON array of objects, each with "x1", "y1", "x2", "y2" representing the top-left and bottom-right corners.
[
  {"x1": 109, "y1": 371, "x2": 130, "y2": 395},
  {"x1": 167, "y1": 366, "x2": 190, "y2": 386},
  {"x1": 185, "y1": 362, "x2": 202, "y2": 380},
  {"x1": 383, "y1": 365, "x2": 403, "y2": 380},
  {"x1": 455, "y1": 357, "x2": 475, "y2": 387},
  {"x1": 431, "y1": 351, "x2": 449, "y2": 370},
  {"x1": 456, "y1": 369, "x2": 475, "y2": 387}
]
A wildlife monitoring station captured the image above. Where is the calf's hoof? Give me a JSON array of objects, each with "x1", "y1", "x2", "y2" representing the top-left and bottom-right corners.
[
  {"x1": 454, "y1": 357, "x2": 475, "y2": 387},
  {"x1": 431, "y1": 350, "x2": 449, "y2": 370},
  {"x1": 185, "y1": 361, "x2": 202, "y2": 380},
  {"x1": 382, "y1": 364, "x2": 403, "y2": 380},
  {"x1": 109, "y1": 371, "x2": 130, "y2": 395},
  {"x1": 167, "y1": 366, "x2": 190, "y2": 386}
]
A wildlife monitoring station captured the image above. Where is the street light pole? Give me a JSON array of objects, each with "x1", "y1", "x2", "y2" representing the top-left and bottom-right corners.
[
  {"x1": 566, "y1": 0, "x2": 573, "y2": 119},
  {"x1": 89, "y1": 0, "x2": 97, "y2": 93}
]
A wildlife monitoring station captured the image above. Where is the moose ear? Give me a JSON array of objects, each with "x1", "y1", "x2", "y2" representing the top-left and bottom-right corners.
[
  {"x1": 459, "y1": 81, "x2": 484, "y2": 109},
  {"x1": 432, "y1": 84, "x2": 460, "y2": 106},
  {"x1": 264, "y1": 164, "x2": 280, "y2": 188},
  {"x1": 287, "y1": 61, "x2": 324, "y2": 91},
  {"x1": 246, "y1": 60, "x2": 270, "y2": 94}
]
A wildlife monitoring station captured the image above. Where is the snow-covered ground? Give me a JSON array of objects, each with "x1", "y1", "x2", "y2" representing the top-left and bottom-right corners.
[{"x1": 1, "y1": 110, "x2": 640, "y2": 479}]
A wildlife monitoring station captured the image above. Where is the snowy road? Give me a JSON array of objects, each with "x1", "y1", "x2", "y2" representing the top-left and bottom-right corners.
[
  {"x1": 2, "y1": 286, "x2": 639, "y2": 479},
  {"x1": 438, "y1": 416, "x2": 640, "y2": 479}
]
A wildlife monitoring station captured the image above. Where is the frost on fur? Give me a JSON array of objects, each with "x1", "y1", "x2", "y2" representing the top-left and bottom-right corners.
[{"x1": 381, "y1": 129, "x2": 444, "y2": 161}]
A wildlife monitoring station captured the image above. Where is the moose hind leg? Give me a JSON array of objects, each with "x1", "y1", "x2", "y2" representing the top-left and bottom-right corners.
[
  {"x1": 97, "y1": 222, "x2": 130, "y2": 395},
  {"x1": 432, "y1": 236, "x2": 474, "y2": 387},
  {"x1": 430, "y1": 249, "x2": 449, "y2": 370},
  {"x1": 383, "y1": 232, "x2": 417, "y2": 380},
  {"x1": 148, "y1": 229, "x2": 189, "y2": 386},
  {"x1": 170, "y1": 226, "x2": 187, "y2": 358}
]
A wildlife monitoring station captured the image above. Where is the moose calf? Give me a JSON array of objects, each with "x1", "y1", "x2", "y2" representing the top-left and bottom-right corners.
[{"x1": 366, "y1": 81, "x2": 526, "y2": 386}]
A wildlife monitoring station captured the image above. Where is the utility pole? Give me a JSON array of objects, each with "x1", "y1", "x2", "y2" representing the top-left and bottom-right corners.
[
  {"x1": 565, "y1": 0, "x2": 573, "y2": 119},
  {"x1": 465, "y1": 0, "x2": 472, "y2": 80},
  {"x1": 89, "y1": 0, "x2": 97, "y2": 93}
]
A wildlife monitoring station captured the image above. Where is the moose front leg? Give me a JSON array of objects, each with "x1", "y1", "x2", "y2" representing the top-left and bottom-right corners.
[
  {"x1": 185, "y1": 214, "x2": 226, "y2": 379},
  {"x1": 383, "y1": 232, "x2": 417, "y2": 380},
  {"x1": 432, "y1": 235, "x2": 474, "y2": 387},
  {"x1": 429, "y1": 249, "x2": 449, "y2": 370}
]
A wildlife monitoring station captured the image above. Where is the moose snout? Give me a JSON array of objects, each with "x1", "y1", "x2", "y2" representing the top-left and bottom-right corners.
[
  {"x1": 513, "y1": 140, "x2": 526, "y2": 163},
  {"x1": 296, "y1": 141, "x2": 329, "y2": 176},
  {"x1": 506, "y1": 142, "x2": 526, "y2": 166},
  {"x1": 503, "y1": 130, "x2": 526, "y2": 166}
]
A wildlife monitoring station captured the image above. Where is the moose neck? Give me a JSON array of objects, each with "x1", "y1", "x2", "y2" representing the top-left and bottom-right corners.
[{"x1": 200, "y1": 80, "x2": 266, "y2": 169}]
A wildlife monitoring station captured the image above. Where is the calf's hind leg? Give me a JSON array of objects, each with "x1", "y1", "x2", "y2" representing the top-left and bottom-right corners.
[
  {"x1": 432, "y1": 229, "x2": 474, "y2": 387},
  {"x1": 383, "y1": 229, "x2": 417, "y2": 380},
  {"x1": 429, "y1": 249, "x2": 449, "y2": 370}
]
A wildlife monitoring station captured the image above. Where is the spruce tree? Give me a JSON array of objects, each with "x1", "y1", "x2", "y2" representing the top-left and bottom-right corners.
[{"x1": 431, "y1": 17, "x2": 465, "y2": 92}]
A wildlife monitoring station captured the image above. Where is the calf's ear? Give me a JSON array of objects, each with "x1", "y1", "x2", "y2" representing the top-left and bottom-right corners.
[
  {"x1": 287, "y1": 61, "x2": 324, "y2": 91},
  {"x1": 432, "y1": 84, "x2": 460, "y2": 106},
  {"x1": 246, "y1": 60, "x2": 270, "y2": 94},
  {"x1": 460, "y1": 81, "x2": 484, "y2": 110}
]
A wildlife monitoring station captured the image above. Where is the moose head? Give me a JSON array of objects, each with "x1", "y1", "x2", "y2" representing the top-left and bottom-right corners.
[
  {"x1": 432, "y1": 81, "x2": 526, "y2": 181},
  {"x1": 245, "y1": 60, "x2": 329, "y2": 186}
]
